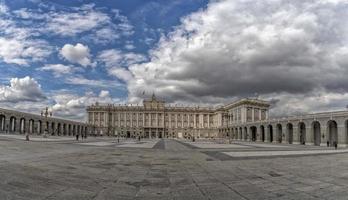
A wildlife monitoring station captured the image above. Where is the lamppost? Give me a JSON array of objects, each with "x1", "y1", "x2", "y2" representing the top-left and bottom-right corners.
[{"x1": 41, "y1": 107, "x2": 52, "y2": 138}]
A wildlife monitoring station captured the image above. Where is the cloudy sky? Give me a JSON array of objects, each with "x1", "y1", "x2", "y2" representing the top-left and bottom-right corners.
[{"x1": 1, "y1": 0, "x2": 348, "y2": 121}]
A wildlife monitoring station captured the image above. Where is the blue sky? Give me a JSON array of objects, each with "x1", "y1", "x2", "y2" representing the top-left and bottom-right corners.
[
  {"x1": 1, "y1": 0, "x2": 208, "y2": 97},
  {"x1": 0, "y1": 0, "x2": 208, "y2": 120},
  {"x1": 1, "y1": 0, "x2": 348, "y2": 121}
]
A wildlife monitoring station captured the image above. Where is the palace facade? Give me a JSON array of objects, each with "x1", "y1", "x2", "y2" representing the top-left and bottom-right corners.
[{"x1": 87, "y1": 94, "x2": 270, "y2": 138}]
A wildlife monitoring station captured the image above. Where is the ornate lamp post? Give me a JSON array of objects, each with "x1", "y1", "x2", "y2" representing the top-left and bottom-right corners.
[{"x1": 41, "y1": 107, "x2": 52, "y2": 138}]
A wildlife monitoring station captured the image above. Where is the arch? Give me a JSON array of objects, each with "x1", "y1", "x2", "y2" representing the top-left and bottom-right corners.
[
  {"x1": 10, "y1": 116, "x2": 16, "y2": 132},
  {"x1": 0, "y1": 115, "x2": 5, "y2": 132},
  {"x1": 298, "y1": 122, "x2": 306, "y2": 145},
  {"x1": 68, "y1": 124, "x2": 72, "y2": 136},
  {"x1": 63, "y1": 124, "x2": 67, "y2": 135},
  {"x1": 51, "y1": 122, "x2": 55, "y2": 135},
  {"x1": 72, "y1": 125, "x2": 76, "y2": 136},
  {"x1": 327, "y1": 120, "x2": 338, "y2": 146},
  {"x1": 346, "y1": 120, "x2": 348, "y2": 145},
  {"x1": 57, "y1": 123, "x2": 61, "y2": 136},
  {"x1": 20, "y1": 118, "x2": 26, "y2": 134},
  {"x1": 267, "y1": 124, "x2": 273, "y2": 142},
  {"x1": 260, "y1": 125, "x2": 265, "y2": 142},
  {"x1": 29, "y1": 119, "x2": 34, "y2": 134},
  {"x1": 45, "y1": 121, "x2": 49, "y2": 133},
  {"x1": 312, "y1": 121, "x2": 321, "y2": 146},
  {"x1": 37, "y1": 120, "x2": 42, "y2": 134},
  {"x1": 286, "y1": 123, "x2": 293, "y2": 144},
  {"x1": 276, "y1": 124, "x2": 282, "y2": 143},
  {"x1": 250, "y1": 126, "x2": 257, "y2": 142},
  {"x1": 239, "y1": 127, "x2": 243, "y2": 140}
]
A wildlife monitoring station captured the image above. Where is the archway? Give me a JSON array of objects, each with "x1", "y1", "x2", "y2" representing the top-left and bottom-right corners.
[
  {"x1": 10, "y1": 117, "x2": 16, "y2": 132},
  {"x1": 313, "y1": 121, "x2": 321, "y2": 146},
  {"x1": 46, "y1": 121, "x2": 49, "y2": 133},
  {"x1": 276, "y1": 124, "x2": 282, "y2": 143},
  {"x1": 51, "y1": 122, "x2": 55, "y2": 135},
  {"x1": 29, "y1": 119, "x2": 34, "y2": 134},
  {"x1": 72, "y1": 125, "x2": 76, "y2": 136},
  {"x1": 68, "y1": 124, "x2": 72, "y2": 135},
  {"x1": 260, "y1": 125, "x2": 265, "y2": 142},
  {"x1": 0, "y1": 115, "x2": 5, "y2": 132},
  {"x1": 239, "y1": 127, "x2": 243, "y2": 140},
  {"x1": 298, "y1": 122, "x2": 306, "y2": 145},
  {"x1": 327, "y1": 120, "x2": 338, "y2": 146},
  {"x1": 250, "y1": 126, "x2": 257, "y2": 141},
  {"x1": 267, "y1": 125, "x2": 273, "y2": 142},
  {"x1": 37, "y1": 121, "x2": 42, "y2": 134},
  {"x1": 20, "y1": 118, "x2": 26, "y2": 134},
  {"x1": 63, "y1": 124, "x2": 67, "y2": 135},
  {"x1": 286, "y1": 123, "x2": 293, "y2": 144},
  {"x1": 57, "y1": 123, "x2": 61, "y2": 135},
  {"x1": 346, "y1": 120, "x2": 348, "y2": 145}
]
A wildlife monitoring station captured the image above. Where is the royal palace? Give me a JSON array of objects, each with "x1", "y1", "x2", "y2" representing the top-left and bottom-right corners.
[{"x1": 87, "y1": 94, "x2": 270, "y2": 139}]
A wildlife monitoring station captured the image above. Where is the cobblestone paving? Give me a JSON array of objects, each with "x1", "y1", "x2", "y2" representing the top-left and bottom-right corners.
[{"x1": 0, "y1": 138, "x2": 348, "y2": 199}]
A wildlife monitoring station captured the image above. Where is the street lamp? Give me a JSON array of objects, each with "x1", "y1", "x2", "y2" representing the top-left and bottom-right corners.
[{"x1": 41, "y1": 107, "x2": 52, "y2": 138}]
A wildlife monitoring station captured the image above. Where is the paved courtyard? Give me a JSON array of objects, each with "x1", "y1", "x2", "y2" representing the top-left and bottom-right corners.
[{"x1": 0, "y1": 136, "x2": 348, "y2": 200}]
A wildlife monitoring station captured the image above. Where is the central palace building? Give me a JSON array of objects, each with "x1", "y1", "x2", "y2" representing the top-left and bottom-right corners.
[{"x1": 87, "y1": 94, "x2": 270, "y2": 138}]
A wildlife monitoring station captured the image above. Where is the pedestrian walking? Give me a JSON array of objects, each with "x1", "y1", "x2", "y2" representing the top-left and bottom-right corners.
[
  {"x1": 76, "y1": 134, "x2": 79, "y2": 141},
  {"x1": 334, "y1": 141, "x2": 337, "y2": 150},
  {"x1": 25, "y1": 130, "x2": 29, "y2": 141},
  {"x1": 327, "y1": 141, "x2": 329, "y2": 147}
]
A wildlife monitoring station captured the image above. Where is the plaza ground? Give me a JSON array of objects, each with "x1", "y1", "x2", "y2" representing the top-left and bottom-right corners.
[{"x1": 0, "y1": 136, "x2": 348, "y2": 199}]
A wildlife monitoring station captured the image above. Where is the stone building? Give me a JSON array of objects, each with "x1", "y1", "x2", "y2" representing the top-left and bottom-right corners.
[
  {"x1": 87, "y1": 94, "x2": 270, "y2": 139},
  {"x1": 0, "y1": 107, "x2": 87, "y2": 136}
]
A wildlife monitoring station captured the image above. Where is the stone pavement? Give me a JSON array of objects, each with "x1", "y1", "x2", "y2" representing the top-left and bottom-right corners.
[{"x1": 0, "y1": 137, "x2": 348, "y2": 199}]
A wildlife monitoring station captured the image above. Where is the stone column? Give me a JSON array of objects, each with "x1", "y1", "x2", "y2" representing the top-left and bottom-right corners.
[
  {"x1": 256, "y1": 126, "x2": 261, "y2": 142},
  {"x1": 252, "y1": 108, "x2": 255, "y2": 122},
  {"x1": 181, "y1": 114, "x2": 184, "y2": 128},
  {"x1": 175, "y1": 114, "x2": 178, "y2": 128},
  {"x1": 306, "y1": 126, "x2": 314, "y2": 146},
  {"x1": 338, "y1": 123, "x2": 347, "y2": 147},
  {"x1": 207, "y1": 115, "x2": 210, "y2": 128},
  {"x1": 292, "y1": 125, "x2": 299, "y2": 144}
]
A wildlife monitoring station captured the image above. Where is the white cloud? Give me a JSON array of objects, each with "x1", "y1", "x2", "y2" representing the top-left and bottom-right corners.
[
  {"x1": 43, "y1": 4, "x2": 133, "y2": 44},
  {"x1": 0, "y1": 76, "x2": 46, "y2": 103},
  {"x1": 97, "y1": 49, "x2": 146, "y2": 82},
  {"x1": 123, "y1": 0, "x2": 348, "y2": 115},
  {"x1": 46, "y1": 5, "x2": 110, "y2": 37},
  {"x1": 0, "y1": 3, "x2": 52, "y2": 65},
  {"x1": 65, "y1": 76, "x2": 124, "y2": 88},
  {"x1": 39, "y1": 64, "x2": 74, "y2": 77},
  {"x1": 0, "y1": 3, "x2": 8, "y2": 15},
  {"x1": 60, "y1": 43, "x2": 93, "y2": 67},
  {"x1": 51, "y1": 90, "x2": 121, "y2": 120}
]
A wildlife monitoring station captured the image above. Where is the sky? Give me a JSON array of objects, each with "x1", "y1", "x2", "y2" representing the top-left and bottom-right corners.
[{"x1": 1, "y1": 0, "x2": 348, "y2": 121}]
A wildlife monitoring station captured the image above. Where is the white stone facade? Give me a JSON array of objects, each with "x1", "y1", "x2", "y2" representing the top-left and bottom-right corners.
[{"x1": 87, "y1": 95, "x2": 270, "y2": 139}]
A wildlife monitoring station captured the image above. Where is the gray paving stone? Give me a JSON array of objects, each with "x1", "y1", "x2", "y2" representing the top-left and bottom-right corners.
[{"x1": 0, "y1": 138, "x2": 347, "y2": 199}]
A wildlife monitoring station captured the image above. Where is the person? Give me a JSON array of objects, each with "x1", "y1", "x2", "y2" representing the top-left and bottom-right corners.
[
  {"x1": 25, "y1": 130, "x2": 29, "y2": 141},
  {"x1": 327, "y1": 141, "x2": 330, "y2": 147},
  {"x1": 138, "y1": 136, "x2": 140, "y2": 141},
  {"x1": 334, "y1": 141, "x2": 337, "y2": 150},
  {"x1": 76, "y1": 134, "x2": 79, "y2": 141}
]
